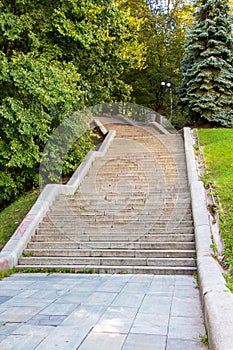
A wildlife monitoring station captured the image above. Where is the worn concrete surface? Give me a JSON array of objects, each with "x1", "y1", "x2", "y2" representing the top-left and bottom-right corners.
[{"x1": 0, "y1": 273, "x2": 206, "y2": 349}]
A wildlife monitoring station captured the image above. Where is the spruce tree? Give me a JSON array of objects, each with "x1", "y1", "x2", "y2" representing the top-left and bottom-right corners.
[{"x1": 179, "y1": 0, "x2": 233, "y2": 126}]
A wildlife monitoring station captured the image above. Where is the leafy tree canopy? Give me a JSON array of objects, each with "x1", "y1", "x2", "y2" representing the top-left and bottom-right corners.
[{"x1": 0, "y1": 0, "x2": 142, "y2": 208}]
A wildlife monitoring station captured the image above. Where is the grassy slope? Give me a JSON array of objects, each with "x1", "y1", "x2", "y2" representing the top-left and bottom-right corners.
[
  {"x1": 198, "y1": 129, "x2": 233, "y2": 282},
  {"x1": 0, "y1": 190, "x2": 39, "y2": 251}
]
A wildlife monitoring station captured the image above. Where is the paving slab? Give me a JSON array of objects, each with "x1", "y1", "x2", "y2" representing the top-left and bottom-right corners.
[
  {"x1": 0, "y1": 273, "x2": 207, "y2": 350},
  {"x1": 122, "y1": 334, "x2": 167, "y2": 350}
]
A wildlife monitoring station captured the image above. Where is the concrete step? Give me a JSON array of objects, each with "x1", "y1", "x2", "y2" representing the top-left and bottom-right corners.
[
  {"x1": 41, "y1": 214, "x2": 193, "y2": 222},
  {"x1": 52, "y1": 202, "x2": 192, "y2": 210},
  {"x1": 15, "y1": 264, "x2": 197, "y2": 275},
  {"x1": 37, "y1": 223, "x2": 193, "y2": 234},
  {"x1": 18, "y1": 256, "x2": 196, "y2": 267},
  {"x1": 48, "y1": 208, "x2": 193, "y2": 216},
  {"x1": 29, "y1": 233, "x2": 194, "y2": 246},
  {"x1": 35, "y1": 226, "x2": 194, "y2": 235},
  {"x1": 31, "y1": 236, "x2": 195, "y2": 249},
  {"x1": 23, "y1": 248, "x2": 196, "y2": 258}
]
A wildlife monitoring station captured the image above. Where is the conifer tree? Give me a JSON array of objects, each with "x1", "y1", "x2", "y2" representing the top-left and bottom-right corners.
[{"x1": 179, "y1": 0, "x2": 233, "y2": 126}]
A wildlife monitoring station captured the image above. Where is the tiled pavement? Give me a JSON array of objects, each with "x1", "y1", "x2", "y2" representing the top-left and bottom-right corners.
[{"x1": 0, "y1": 273, "x2": 206, "y2": 349}]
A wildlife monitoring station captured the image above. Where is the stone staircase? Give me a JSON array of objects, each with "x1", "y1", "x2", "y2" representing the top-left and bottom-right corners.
[{"x1": 17, "y1": 121, "x2": 196, "y2": 274}]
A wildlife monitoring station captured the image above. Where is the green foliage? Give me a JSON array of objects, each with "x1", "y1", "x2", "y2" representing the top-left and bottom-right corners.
[
  {"x1": 179, "y1": 0, "x2": 233, "y2": 126},
  {"x1": 120, "y1": 0, "x2": 194, "y2": 121},
  {"x1": 198, "y1": 128, "x2": 233, "y2": 277},
  {"x1": 62, "y1": 130, "x2": 101, "y2": 177},
  {"x1": 0, "y1": 0, "x2": 140, "y2": 208}
]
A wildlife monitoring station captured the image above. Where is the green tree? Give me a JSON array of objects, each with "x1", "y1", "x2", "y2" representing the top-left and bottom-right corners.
[
  {"x1": 179, "y1": 0, "x2": 233, "y2": 126},
  {"x1": 0, "y1": 0, "x2": 141, "y2": 208},
  {"x1": 120, "y1": 0, "x2": 194, "y2": 124}
]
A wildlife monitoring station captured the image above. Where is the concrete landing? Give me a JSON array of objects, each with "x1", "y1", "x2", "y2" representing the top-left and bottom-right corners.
[{"x1": 0, "y1": 273, "x2": 206, "y2": 349}]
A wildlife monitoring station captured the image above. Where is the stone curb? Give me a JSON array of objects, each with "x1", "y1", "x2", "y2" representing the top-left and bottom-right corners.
[
  {"x1": 0, "y1": 129, "x2": 116, "y2": 271},
  {"x1": 151, "y1": 121, "x2": 171, "y2": 135},
  {"x1": 184, "y1": 127, "x2": 233, "y2": 350}
]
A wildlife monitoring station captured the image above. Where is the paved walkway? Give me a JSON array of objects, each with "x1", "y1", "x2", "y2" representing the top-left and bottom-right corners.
[{"x1": 0, "y1": 273, "x2": 206, "y2": 349}]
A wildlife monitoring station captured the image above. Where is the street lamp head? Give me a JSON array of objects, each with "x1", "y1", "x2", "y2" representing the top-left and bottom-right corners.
[{"x1": 161, "y1": 81, "x2": 172, "y2": 88}]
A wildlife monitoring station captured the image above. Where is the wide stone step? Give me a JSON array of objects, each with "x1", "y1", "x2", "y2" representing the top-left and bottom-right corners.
[
  {"x1": 15, "y1": 264, "x2": 196, "y2": 275},
  {"x1": 29, "y1": 233, "x2": 194, "y2": 246},
  {"x1": 48, "y1": 208, "x2": 193, "y2": 216},
  {"x1": 23, "y1": 248, "x2": 195, "y2": 258},
  {"x1": 42, "y1": 214, "x2": 193, "y2": 222},
  {"x1": 18, "y1": 256, "x2": 196, "y2": 267},
  {"x1": 52, "y1": 202, "x2": 192, "y2": 210},
  {"x1": 35, "y1": 226, "x2": 194, "y2": 235},
  {"x1": 31, "y1": 236, "x2": 195, "y2": 249},
  {"x1": 39, "y1": 219, "x2": 193, "y2": 227}
]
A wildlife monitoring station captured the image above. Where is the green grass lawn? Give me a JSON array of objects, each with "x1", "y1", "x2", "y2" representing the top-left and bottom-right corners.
[
  {"x1": 0, "y1": 190, "x2": 39, "y2": 251},
  {"x1": 198, "y1": 128, "x2": 233, "y2": 284}
]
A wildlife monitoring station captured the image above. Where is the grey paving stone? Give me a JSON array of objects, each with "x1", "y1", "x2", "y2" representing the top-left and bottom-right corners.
[
  {"x1": 40, "y1": 302, "x2": 78, "y2": 316},
  {"x1": 147, "y1": 286, "x2": 175, "y2": 295},
  {"x1": 0, "y1": 307, "x2": 8, "y2": 315},
  {"x1": 57, "y1": 291, "x2": 91, "y2": 304},
  {"x1": 12, "y1": 324, "x2": 55, "y2": 336},
  {"x1": 30, "y1": 288, "x2": 66, "y2": 300},
  {"x1": 0, "y1": 334, "x2": 46, "y2": 350},
  {"x1": 0, "y1": 322, "x2": 20, "y2": 335},
  {"x1": 152, "y1": 276, "x2": 176, "y2": 284},
  {"x1": 35, "y1": 326, "x2": 88, "y2": 350},
  {"x1": 139, "y1": 295, "x2": 172, "y2": 315},
  {"x1": 122, "y1": 334, "x2": 167, "y2": 350},
  {"x1": 121, "y1": 282, "x2": 150, "y2": 294},
  {"x1": 0, "y1": 296, "x2": 11, "y2": 304},
  {"x1": 62, "y1": 305, "x2": 106, "y2": 329},
  {"x1": 173, "y1": 285, "x2": 199, "y2": 299},
  {"x1": 29, "y1": 282, "x2": 67, "y2": 294},
  {"x1": 112, "y1": 292, "x2": 144, "y2": 308},
  {"x1": 171, "y1": 297, "x2": 203, "y2": 318},
  {"x1": 168, "y1": 316, "x2": 205, "y2": 341},
  {"x1": 78, "y1": 332, "x2": 126, "y2": 350},
  {"x1": 129, "y1": 274, "x2": 154, "y2": 283},
  {"x1": 93, "y1": 306, "x2": 138, "y2": 334},
  {"x1": 17, "y1": 289, "x2": 38, "y2": 298},
  {"x1": 166, "y1": 338, "x2": 207, "y2": 350},
  {"x1": 0, "y1": 334, "x2": 6, "y2": 342},
  {"x1": 97, "y1": 279, "x2": 129, "y2": 293},
  {"x1": 131, "y1": 313, "x2": 169, "y2": 336},
  {"x1": 0, "y1": 306, "x2": 41, "y2": 322},
  {"x1": 83, "y1": 292, "x2": 117, "y2": 306},
  {"x1": 0, "y1": 280, "x2": 34, "y2": 290},
  {"x1": 28, "y1": 314, "x2": 67, "y2": 326},
  {"x1": 175, "y1": 276, "x2": 196, "y2": 286},
  {"x1": 2, "y1": 297, "x2": 50, "y2": 308},
  {"x1": 66, "y1": 277, "x2": 107, "y2": 292},
  {"x1": 0, "y1": 274, "x2": 207, "y2": 349},
  {"x1": 0, "y1": 289, "x2": 19, "y2": 297}
]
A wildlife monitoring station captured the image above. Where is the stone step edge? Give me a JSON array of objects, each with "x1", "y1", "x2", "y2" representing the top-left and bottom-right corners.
[
  {"x1": 15, "y1": 264, "x2": 197, "y2": 275},
  {"x1": 24, "y1": 248, "x2": 195, "y2": 253}
]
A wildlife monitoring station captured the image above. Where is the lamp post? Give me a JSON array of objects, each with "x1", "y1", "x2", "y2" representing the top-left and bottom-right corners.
[{"x1": 161, "y1": 81, "x2": 173, "y2": 120}]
